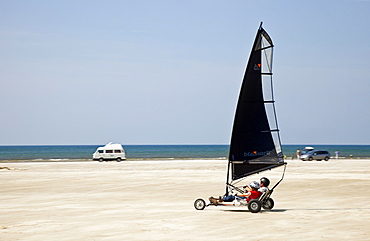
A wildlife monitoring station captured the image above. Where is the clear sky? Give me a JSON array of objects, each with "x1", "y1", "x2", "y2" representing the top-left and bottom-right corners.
[{"x1": 1, "y1": 0, "x2": 369, "y2": 145}]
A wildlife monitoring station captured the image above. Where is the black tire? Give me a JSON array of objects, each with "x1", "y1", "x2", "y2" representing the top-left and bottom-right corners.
[
  {"x1": 262, "y1": 198, "x2": 274, "y2": 210},
  {"x1": 324, "y1": 156, "x2": 329, "y2": 161},
  {"x1": 194, "y1": 199, "x2": 206, "y2": 210},
  {"x1": 308, "y1": 157, "x2": 313, "y2": 161},
  {"x1": 248, "y1": 199, "x2": 262, "y2": 213},
  {"x1": 99, "y1": 158, "x2": 104, "y2": 162},
  {"x1": 116, "y1": 157, "x2": 121, "y2": 162}
]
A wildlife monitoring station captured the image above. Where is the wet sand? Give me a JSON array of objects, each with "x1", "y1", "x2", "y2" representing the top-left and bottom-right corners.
[{"x1": 1, "y1": 159, "x2": 369, "y2": 240}]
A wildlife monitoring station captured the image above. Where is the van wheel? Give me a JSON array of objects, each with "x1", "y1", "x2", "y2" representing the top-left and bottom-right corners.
[
  {"x1": 116, "y1": 157, "x2": 121, "y2": 162},
  {"x1": 99, "y1": 158, "x2": 104, "y2": 162}
]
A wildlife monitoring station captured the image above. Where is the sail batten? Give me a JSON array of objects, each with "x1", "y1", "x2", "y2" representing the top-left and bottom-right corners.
[
  {"x1": 238, "y1": 100, "x2": 275, "y2": 103},
  {"x1": 227, "y1": 23, "x2": 284, "y2": 182},
  {"x1": 258, "y1": 45, "x2": 274, "y2": 51}
]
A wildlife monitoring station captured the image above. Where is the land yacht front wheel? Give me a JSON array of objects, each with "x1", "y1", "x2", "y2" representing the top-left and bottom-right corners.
[{"x1": 194, "y1": 199, "x2": 206, "y2": 210}]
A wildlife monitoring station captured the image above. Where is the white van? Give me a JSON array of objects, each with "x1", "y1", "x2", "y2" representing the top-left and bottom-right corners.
[{"x1": 93, "y1": 143, "x2": 126, "y2": 162}]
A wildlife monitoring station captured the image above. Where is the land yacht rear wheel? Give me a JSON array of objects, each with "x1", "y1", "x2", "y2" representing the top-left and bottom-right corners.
[
  {"x1": 248, "y1": 199, "x2": 262, "y2": 213},
  {"x1": 262, "y1": 198, "x2": 274, "y2": 210}
]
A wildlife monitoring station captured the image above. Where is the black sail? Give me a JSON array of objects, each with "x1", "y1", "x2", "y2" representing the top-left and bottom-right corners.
[{"x1": 228, "y1": 23, "x2": 284, "y2": 181}]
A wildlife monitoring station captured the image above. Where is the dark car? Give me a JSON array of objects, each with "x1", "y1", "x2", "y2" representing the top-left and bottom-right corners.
[{"x1": 300, "y1": 150, "x2": 330, "y2": 161}]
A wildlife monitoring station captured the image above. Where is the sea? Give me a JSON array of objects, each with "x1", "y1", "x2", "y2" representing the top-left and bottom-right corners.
[{"x1": 1, "y1": 145, "x2": 370, "y2": 162}]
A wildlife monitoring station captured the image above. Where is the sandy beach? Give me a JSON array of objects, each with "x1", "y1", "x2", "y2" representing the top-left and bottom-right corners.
[{"x1": 1, "y1": 159, "x2": 369, "y2": 240}]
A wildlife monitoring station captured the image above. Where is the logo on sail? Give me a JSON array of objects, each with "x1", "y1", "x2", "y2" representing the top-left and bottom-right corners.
[
  {"x1": 254, "y1": 63, "x2": 261, "y2": 70},
  {"x1": 244, "y1": 150, "x2": 271, "y2": 157}
]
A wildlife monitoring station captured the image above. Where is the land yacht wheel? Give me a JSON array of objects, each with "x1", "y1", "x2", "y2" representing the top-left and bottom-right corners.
[
  {"x1": 194, "y1": 199, "x2": 206, "y2": 210},
  {"x1": 262, "y1": 198, "x2": 274, "y2": 210},
  {"x1": 99, "y1": 158, "x2": 104, "y2": 162},
  {"x1": 248, "y1": 199, "x2": 262, "y2": 213},
  {"x1": 116, "y1": 157, "x2": 122, "y2": 162}
]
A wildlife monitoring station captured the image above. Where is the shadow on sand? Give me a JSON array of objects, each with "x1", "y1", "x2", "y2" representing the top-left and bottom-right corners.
[
  {"x1": 223, "y1": 209, "x2": 287, "y2": 213},
  {"x1": 223, "y1": 208, "x2": 370, "y2": 213}
]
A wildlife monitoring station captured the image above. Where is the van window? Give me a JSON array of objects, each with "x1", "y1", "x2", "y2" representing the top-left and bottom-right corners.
[
  {"x1": 114, "y1": 150, "x2": 121, "y2": 153},
  {"x1": 98, "y1": 150, "x2": 103, "y2": 153},
  {"x1": 106, "y1": 150, "x2": 113, "y2": 153}
]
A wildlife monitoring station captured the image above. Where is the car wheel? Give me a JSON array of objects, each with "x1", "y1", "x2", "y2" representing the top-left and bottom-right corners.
[
  {"x1": 324, "y1": 156, "x2": 329, "y2": 161},
  {"x1": 308, "y1": 157, "x2": 313, "y2": 161}
]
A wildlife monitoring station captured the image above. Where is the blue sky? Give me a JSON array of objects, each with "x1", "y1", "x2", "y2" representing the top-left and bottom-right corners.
[{"x1": 1, "y1": 0, "x2": 369, "y2": 145}]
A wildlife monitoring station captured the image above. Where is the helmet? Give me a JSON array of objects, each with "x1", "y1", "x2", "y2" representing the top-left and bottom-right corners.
[
  {"x1": 249, "y1": 181, "x2": 260, "y2": 189},
  {"x1": 260, "y1": 177, "x2": 270, "y2": 187}
]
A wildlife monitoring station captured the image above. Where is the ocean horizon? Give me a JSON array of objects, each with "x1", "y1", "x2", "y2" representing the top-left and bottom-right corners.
[{"x1": 1, "y1": 144, "x2": 370, "y2": 162}]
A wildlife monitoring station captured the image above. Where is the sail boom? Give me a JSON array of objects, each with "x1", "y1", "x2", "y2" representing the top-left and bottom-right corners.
[
  {"x1": 231, "y1": 161, "x2": 284, "y2": 165},
  {"x1": 232, "y1": 164, "x2": 285, "y2": 180}
]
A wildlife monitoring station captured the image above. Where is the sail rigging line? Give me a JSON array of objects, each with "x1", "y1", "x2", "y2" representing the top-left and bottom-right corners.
[{"x1": 226, "y1": 183, "x2": 246, "y2": 194}]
